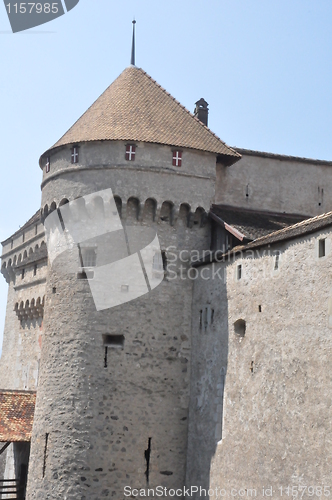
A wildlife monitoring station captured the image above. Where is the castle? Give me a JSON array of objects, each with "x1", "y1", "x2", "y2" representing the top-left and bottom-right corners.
[{"x1": 1, "y1": 57, "x2": 332, "y2": 500}]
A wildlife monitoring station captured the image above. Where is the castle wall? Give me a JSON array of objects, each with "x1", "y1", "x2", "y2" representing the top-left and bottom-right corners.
[
  {"x1": 0, "y1": 228, "x2": 46, "y2": 391},
  {"x1": 216, "y1": 151, "x2": 332, "y2": 216},
  {"x1": 26, "y1": 141, "x2": 215, "y2": 499},
  {"x1": 41, "y1": 141, "x2": 216, "y2": 212},
  {"x1": 189, "y1": 227, "x2": 332, "y2": 496}
]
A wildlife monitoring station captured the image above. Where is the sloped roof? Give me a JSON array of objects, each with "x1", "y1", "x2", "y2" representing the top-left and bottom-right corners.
[
  {"x1": 231, "y1": 210, "x2": 332, "y2": 253},
  {"x1": 195, "y1": 210, "x2": 332, "y2": 266},
  {"x1": 0, "y1": 391, "x2": 36, "y2": 442},
  {"x1": 211, "y1": 205, "x2": 308, "y2": 241},
  {"x1": 45, "y1": 66, "x2": 240, "y2": 162}
]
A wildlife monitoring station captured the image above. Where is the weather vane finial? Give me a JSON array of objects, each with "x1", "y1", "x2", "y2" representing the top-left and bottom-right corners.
[{"x1": 131, "y1": 19, "x2": 136, "y2": 66}]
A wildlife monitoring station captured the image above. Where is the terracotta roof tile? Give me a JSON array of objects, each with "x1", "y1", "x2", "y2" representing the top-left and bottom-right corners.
[
  {"x1": 0, "y1": 391, "x2": 36, "y2": 442},
  {"x1": 45, "y1": 66, "x2": 240, "y2": 161}
]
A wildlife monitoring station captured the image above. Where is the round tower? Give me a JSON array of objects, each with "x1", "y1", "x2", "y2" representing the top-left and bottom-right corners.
[{"x1": 26, "y1": 65, "x2": 239, "y2": 499}]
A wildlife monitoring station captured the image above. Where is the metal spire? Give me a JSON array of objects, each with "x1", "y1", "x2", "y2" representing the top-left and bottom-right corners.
[{"x1": 131, "y1": 19, "x2": 136, "y2": 66}]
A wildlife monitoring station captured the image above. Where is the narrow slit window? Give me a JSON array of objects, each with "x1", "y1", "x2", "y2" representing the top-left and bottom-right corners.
[
  {"x1": 46, "y1": 157, "x2": 50, "y2": 173},
  {"x1": 125, "y1": 144, "x2": 136, "y2": 161},
  {"x1": 274, "y1": 251, "x2": 280, "y2": 270},
  {"x1": 172, "y1": 150, "x2": 182, "y2": 167},
  {"x1": 319, "y1": 238, "x2": 326, "y2": 258},
  {"x1": 34, "y1": 264, "x2": 37, "y2": 276},
  {"x1": 237, "y1": 264, "x2": 242, "y2": 280},
  {"x1": 71, "y1": 146, "x2": 79, "y2": 164}
]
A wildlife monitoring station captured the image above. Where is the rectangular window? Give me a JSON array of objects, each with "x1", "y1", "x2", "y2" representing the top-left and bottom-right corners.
[
  {"x1": 172, "y1": 150, "x2": 182, "y2": 167},
  {"x1": 81, "y1": 248, "x2": 97, "y2": 267},
  {"x1": 319, "y1": 238, "x2": 326, "y2": 258},
  {"x1": 125, "y1": 144, "x2": 136, "y2": 161},
  {"x1": 46, "y1": 157, "x2": 50, "y2": 173},
  {"x1": 71, "y1": 146, "x2": 79, "y2": 164},
  {"x1": 237, "y1": 264, "x2": 242, "y2": 280},
  {"x1": 102, "y1": 334, "x2": 125, "y2": 349},
  {"x1": 34, "y1": 264, "x2": 37, "y2": 276},
  {"x1": 22, "y1": 269, "x2": 25, "y2": 280}
]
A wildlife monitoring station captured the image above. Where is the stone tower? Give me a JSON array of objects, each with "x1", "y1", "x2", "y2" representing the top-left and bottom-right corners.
[{"x1": 22, "y1": 65, "x2": 239, "y2": 499}]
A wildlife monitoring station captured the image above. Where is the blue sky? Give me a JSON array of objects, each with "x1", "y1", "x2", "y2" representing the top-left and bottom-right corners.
[{"x1": 1, "y1": 0, "x2": 332, "y2": 354}]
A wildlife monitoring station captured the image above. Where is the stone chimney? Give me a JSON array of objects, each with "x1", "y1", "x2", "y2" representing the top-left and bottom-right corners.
[{"x1": 194, "y1": 98, "x2": 209, "y2": 126}]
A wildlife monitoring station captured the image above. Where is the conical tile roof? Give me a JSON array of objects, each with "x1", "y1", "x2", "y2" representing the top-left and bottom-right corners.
[{"x1": 46, "y1": 66, "x2": 240, "y2": 162}]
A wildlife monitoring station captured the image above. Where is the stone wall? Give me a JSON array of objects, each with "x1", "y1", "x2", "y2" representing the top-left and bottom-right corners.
[
  {"x1": 216, "y1": 151, "x2": 332, "y2": 216},
  {"x1": 26, "y1": 140, "x2": 216, "y2": 499},
  {"x1": 0, "y1": 226, "x2": 46, "y2": 391},
  {"x1": 189, "y1": 226, "x2": 332, "y2": 496}
]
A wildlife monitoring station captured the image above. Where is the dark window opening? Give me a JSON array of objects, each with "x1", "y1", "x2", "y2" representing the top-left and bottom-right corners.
[
  {"x1": 319, "y1": 238, "x2": 326, "y2": 258},
  {"x1": 258, "y1": 305, "x2": 262, "y2": 312},
  {"x1": 34, "y1": 264, "x2": 37, "y2": 276},
  {"x1": 46, "y1": 157, "x2": 50, "y2": 173},
  {"x1": 42, "y1": 433, "x2": 49, "y2": 478},
  {"x1": 21, "y1": 269, "x2": 25, "y2": 280},
  {"x1": 274, "y1": 251, "x2": 280, "y2": 270},
  {"x1": 104, "y1": 347, "x2": 108, "y2": 368},
  {"x1": 102, "y1": 334, "x2": 125, "y2": 349},
  {"x1": 77, "y1": 271, "x2": 94, "y2": 280},
  {"x1": 237, "y1": 264, "x2": 242, "y2": 280},
  {"x1": 144, "y1": 438, "x2": 152, "y2": 485},
  {"x1": 234, "y1": 319, "x2": 246, "y2": 337}
]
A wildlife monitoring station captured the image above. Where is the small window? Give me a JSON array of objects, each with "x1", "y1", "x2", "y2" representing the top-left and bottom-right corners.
[
  {"x1": 71, "y1": 146, "x2": 79, "y2": 164},
  {"x1": 46, "y1": 157, "x2": 50, "y2": 173},
  {"x1": 11, "y1": 239, "x2": 13, "y2": 249},
  {"x1": 21, "y1": 269, "x2": 25, "y2": 280},
  {"x1": 319, "y1": 238, "x2": 326, "y2": 258},
  {"x1": 172, "y1": 150, "x2": 182, "y2": 167},
  {"x1": 82, "y1": 248, "x2": 97, "y2": 268},
  {"x1": 125, "y1": 144, "x2": 136, "y2": 161},
  {"x1": 274, "y1": 251, "x2": 280, "y2": 270},
  {"x1": 103, "y1": 334, "x2": 125, "y2": 349},
  {"x1": 237, "y1": 264, "x2": 242, "y2": 280},
  {"x1": 34, "y1": 264, "x2": 37, "y2": 276}
]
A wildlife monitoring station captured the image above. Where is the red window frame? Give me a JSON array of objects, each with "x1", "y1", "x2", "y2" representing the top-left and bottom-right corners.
[
  {"x1": 125, "y1": 144, "x2": 136, "y2": 161},
  {"x1": 71, "y1": 146, "x2": 79, "y2": 164},
  {"x1": 172, "y1": 150, "x2": 182, "y2": 167},
  {"x1": 46, "y1": 157, "x2": 50, "y2": 173}
]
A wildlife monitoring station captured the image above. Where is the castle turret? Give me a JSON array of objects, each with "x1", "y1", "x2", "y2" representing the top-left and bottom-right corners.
[{"x1": 23, "y1": 65, "x2": 239, "y2": 499}]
